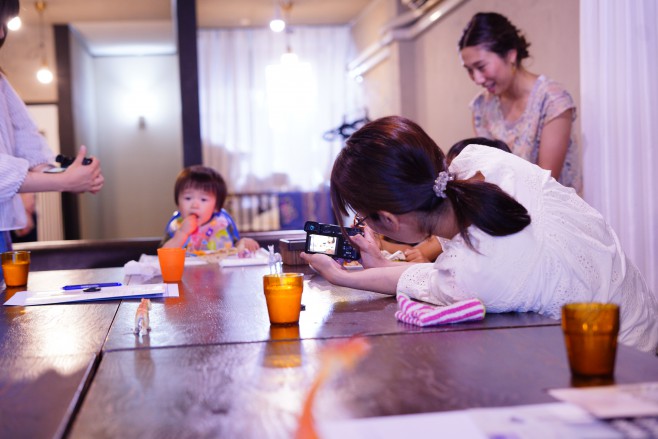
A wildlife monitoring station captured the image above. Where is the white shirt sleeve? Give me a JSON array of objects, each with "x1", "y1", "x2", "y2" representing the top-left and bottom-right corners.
[{"x1": 0, "y1": 76, "x2": 54, "y2": 229}]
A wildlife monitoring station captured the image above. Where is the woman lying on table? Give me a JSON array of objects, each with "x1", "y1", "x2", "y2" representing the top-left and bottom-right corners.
[{"x1": 300, "y1": 116, "x2": 658, "y2": 353}]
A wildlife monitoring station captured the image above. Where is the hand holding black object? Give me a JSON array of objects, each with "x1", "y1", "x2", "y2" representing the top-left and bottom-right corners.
[{"x1": 56, "y1": 154, "x2": 93, "y2": 167}]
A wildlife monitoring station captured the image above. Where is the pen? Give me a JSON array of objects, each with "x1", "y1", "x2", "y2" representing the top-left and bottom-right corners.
[{"x1": 63, "y1": 282, "x2": 122, "y2": 291}]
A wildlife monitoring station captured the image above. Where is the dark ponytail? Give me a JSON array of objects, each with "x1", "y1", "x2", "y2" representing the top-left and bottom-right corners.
[{"x1": 445, "y1": 179, "x2": 531, "y2": 249}]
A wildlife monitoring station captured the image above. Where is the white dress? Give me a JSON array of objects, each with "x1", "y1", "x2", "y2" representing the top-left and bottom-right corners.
[{"x1": 398, "y1": 145, "x2": 658, "y2": 353}]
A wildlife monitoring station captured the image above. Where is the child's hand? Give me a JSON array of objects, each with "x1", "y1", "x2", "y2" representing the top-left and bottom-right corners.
[
  {"x1": 403, "y1": 248, "x2": 430, "y2": 263},
  {"x1": 237, "y1": 237, "x2": 260, "y2": 252},
  {"x1": 180, "y1": 214, "x2": 199, "y2": 236}
]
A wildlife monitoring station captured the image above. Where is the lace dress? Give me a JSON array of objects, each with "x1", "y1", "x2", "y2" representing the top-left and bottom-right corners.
[
  {"x1": 471, "y1": 75, "x2": 582, "y2": 193},
  {"x1": 397, "y1": 145, "x2": 658, "y2": 353}
]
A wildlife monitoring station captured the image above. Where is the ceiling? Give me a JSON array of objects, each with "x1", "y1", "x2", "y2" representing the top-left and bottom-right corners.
[{"x1": 17, "y1": 0, "x2": 374, "y2": 56}]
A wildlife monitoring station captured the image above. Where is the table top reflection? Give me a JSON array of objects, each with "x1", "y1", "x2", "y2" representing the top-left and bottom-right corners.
[
  {"x1": 1, "y1": 268, "x2": 124, "y2": 439},
  {"x1": 69, "y1": 325, "x2": 658, "y2": 439},
  {"x1": 103, "y1": 264, "x2": 559, "y2": 351},
  {"x1": 1, "y1": 268, "x2": 123, "y2": 357},
  {"x1": 5, "y1": 262, "x2": 651, "y2": 439},
  {"x1": 0, "y1": 353, "x2": 96, "y2": 439}
]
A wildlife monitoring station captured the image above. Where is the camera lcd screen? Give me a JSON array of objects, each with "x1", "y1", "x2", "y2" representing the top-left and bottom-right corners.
[
  {"x1": 307, "y1": 234, "x2": 338, "y2": 255},
  {"x1": 303, "y1": 221, "x2": 361, "y2": 260}
]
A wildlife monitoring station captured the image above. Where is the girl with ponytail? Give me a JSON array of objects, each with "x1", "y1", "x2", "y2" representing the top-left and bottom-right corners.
[{"x1": 301, "y1": 116, "x2": 657, "y2": 353}]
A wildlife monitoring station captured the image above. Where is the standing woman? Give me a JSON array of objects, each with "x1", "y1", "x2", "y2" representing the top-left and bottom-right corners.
[
  {"x1": 1, "y1": 0, "x2": 104, "y2": 281},
  {"x1": 458, "y1": 12, "x2": 582, "y2": 193}
]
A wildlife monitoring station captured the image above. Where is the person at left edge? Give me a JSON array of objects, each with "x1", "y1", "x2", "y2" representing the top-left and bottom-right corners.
[{"x1": 0, "y1": 0, "x2": 104, "y2": 284}]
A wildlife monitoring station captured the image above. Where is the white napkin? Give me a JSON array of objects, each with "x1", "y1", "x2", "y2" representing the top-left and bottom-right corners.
[{"x1": 123, "y1": 255, "x2": 161, "y2": 282}]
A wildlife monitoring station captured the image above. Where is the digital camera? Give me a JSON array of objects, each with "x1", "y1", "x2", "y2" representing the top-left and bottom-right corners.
[{"x1": 304, "y1": 221, "x2": 362, "y2": 260}]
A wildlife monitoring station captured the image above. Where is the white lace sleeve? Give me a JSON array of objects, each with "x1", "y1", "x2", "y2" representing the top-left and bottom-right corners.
[{"x1": 397, "y1": 261, "x2": 461, "y2": 306}]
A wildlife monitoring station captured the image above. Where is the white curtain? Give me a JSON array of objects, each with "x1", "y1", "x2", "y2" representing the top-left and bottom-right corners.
[
  {"x1": 580, "y1": 0, "x2": 658, "y2": 294},
  {"x1": 197, "y1": 26, "x2": 362, "y2": 193}
]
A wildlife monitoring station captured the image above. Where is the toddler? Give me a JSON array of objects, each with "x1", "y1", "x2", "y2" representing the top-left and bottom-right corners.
[{"x1": 161, "y1": 166, "x2": 259, "y2": 252}]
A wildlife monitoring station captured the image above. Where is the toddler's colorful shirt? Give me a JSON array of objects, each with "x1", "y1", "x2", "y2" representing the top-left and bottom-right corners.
[{"x1": 164, "y1": 209, "x2": 240, "y2": 252}]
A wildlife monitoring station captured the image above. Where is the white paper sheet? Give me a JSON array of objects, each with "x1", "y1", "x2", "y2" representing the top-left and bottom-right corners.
[
  {"x1": 549, "y1": 382, "x2": 658, "y2": 418},
  {"x1": 4, "y1": 283, "x2": 178, "y2": 306},
  {"x1": 220, "y1": 248, "x2": 271, "y2": 267},
  {"x1": 319, "y1": 403, "x2": 621, "y2": 439},
  {"x1": 469, "y1": 402, "x2": 621, "y2": 438},
  {"x1": 135, "y1": 254, "x2": 208, "y2": 267},
  {"x1": 319, "y1": 411, "x2": 486, "y2": 439},
  {"x1": 131, "y1": 248, "x2": 271, "y2": 270}
]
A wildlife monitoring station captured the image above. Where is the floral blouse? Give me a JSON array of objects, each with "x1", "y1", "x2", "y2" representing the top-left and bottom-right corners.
[{"x1": 470, "y1": 75, "x2": 582, "y2": 193}]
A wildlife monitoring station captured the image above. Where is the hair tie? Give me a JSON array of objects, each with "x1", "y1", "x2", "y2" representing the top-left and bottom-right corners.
[{"x1": 433, "y1": 171, "x2": 454, "y2": 198}]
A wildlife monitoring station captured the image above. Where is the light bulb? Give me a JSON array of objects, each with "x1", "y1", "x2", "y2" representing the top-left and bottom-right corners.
[
  {"x1": 37, "y1": 66, "x2": 54, "y2": 84},
  {"x1": 7, "y1": 16, "x2": 21, "y2": 31},
  {"x1": 269, "y1": 18, "x2": 285, "y2": 32}
]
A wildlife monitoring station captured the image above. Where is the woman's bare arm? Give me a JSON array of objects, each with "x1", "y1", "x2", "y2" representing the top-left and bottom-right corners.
[
  {"x1": 300, "y1": 251, "x2": 409, "y2": 295},
  {"x1": 537, "y1": 109, "x2": 572, "y2": 181}
]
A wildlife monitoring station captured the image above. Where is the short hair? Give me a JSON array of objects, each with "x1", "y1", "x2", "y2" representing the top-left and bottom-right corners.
[
  {"x1": 458, "y1": 12, "x2": 530, "y2": 67},
  {"x1": 447, "y1": 137, "x2": 511, "y2": 164},
  {"x1": 173, "y1": 165, "x2": 227, "y2": 211}
]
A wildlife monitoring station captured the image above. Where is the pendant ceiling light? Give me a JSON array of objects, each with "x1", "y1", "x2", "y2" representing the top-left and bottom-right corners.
[
  {"x1": 269, "y1": 2, "x2": 285, "y2": 33},
  {"x1": 269, "y1": 1, "x2": 293, "y2": 33},
  {"x1": 35, "y1": 1, "x2": 53, "y2": 85}
]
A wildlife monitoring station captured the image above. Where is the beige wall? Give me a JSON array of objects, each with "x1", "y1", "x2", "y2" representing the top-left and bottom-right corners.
[
  {"x1": 2, "y1": 26, "x2": 182, "y2": 240},
  {"x1": 0, "y1": 22, "x2": 57, "y2": 102},
  {"x1": 351, "y1": 0, "x2": 404, "y2": 118},
  {"x1": 92, "y1": 55, "x2": 183, "y2": 239},
  {"x1": 352, "y1": 0, "x2": 580, "y2": 152}
]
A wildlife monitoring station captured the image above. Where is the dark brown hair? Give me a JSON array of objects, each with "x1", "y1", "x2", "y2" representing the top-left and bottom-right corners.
[
  {"x1": 331, "y1": 116, "x2": 530, "y2": 249},
  {"x1": 458, "y1": 12, "x2": 530, "y2": 67},
  {"x1": 174, "y1": 165, "x2": 227, "y2": 211},
  {"x1": 447, "y1": 136, "x2": 511, "y2": 164},
  {"x1": 0, "y1": 0, "x2": 20, "y2": 50}
]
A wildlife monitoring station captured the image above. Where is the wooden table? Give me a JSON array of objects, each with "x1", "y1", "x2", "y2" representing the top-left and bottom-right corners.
[
  {"x1": 0, "y1": 268, "x2": 123, "y2": 439},
  {"x1": 2, "y1": 264, "x2": 657, "y2": 439},
  {"x1": 69, "y1": 325, "x2": 658, "y2": 439},
  {"x1": 104, "y1": 264, "x2": 559, "y2": 351}
]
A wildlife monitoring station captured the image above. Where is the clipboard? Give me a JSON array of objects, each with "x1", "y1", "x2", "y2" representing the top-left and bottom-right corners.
[{"x1": 4, "y1": 283, "x2": 179, "y2": 306}]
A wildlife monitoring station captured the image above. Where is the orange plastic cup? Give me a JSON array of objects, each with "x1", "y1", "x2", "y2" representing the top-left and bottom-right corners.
[
  {"x1": 157, "y1": 248, "x2": 186, "y2": 283},
  {"x1": 562, "y1": 303, "x2": 620, "y2": 378},
  {"x1": 2, "y1": 251, "x2": 31, "y2": 287},
  {"x1": 263, "y1": 273, "x2": 304, "y2": 325}
]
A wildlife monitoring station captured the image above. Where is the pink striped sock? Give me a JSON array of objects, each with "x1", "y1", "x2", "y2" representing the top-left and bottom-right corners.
[
  {"x1": 395, "y1": 293, "x2": 486, "y2": 327},
  {"x1": 397, "y1": 294, "x2": 437, "y2": 317}
]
